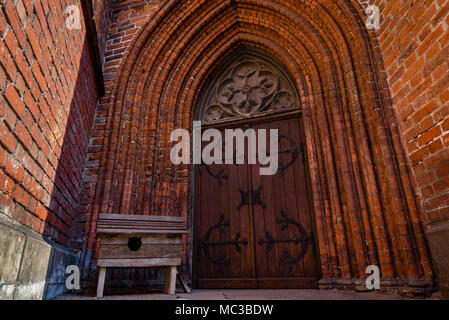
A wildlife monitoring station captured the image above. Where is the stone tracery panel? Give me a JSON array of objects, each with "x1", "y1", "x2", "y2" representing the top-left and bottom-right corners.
[{"x1": 199, "y1": 54, "x2": 300, "y2": 123}]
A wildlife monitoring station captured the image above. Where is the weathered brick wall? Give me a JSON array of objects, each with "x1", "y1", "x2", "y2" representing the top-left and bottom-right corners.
[
  {"x1": 1, "y1": 0, "x2": 445, "y2": 297},
  {"x1": 103, "y1": 0, "x2": 162, "y2": 88},
  {"x1": 0, "y1": 0, "x2": 100, "y2": 249},
  {"x1": 78, "y1": 0, "x2": 434, "y2": 292},
  {"x1": 92, "y1": 0, "x2": 113, "y2": 68},
  {"x1": 375, "y1": 0, "x2": 449, "y2": 225},
  {"x1": 77, "y1": 0, "x2": 162, "y2": 261},
  {"x1": 76, "y1": 0, "x2": 163, "y2": 282}
]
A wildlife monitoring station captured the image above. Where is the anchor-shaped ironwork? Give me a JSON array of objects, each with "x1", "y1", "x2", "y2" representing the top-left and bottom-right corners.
[
  {"x1": 200, "y1": 165, "x2": 229, "y2": 186},
  {"x1": 257, "y1": 210, "x2": 312, "y2": 272},
  {"x1": 199, "y1": 142, "x2": 238, "y2": 186},
  {"x1": 277, "y1": 134, "x2": 304, "y2": 177},
  {"x1": 256, "y1": 133, "x2": 304, "y2": 177},
  {"x1": 198, "y1": 215, "x2": 248, "y2": 265}
]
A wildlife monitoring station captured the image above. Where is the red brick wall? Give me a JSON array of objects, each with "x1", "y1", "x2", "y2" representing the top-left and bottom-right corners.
[
  {"x1": 0, "y1": 0, "x2": 100, "y2": 248},
  {"x1": 79, "y1": 0, "x2": 433, "y2": 289},
  {"x1": 103, "y1": 0, "x2": 161, "y2": 88},
  {"x1": 77, "y1": 0, "x2": 161, "y2": 243},
  {"x1": 92, "y1": 0, "x2": 113, "y2": 68},
  {"x1": 375, "y1": 0, "x2": 449, "y2": 225},
  {"x1": 1, "y1": 0, "x2": 445, "y2": 293},
  {"x1": 76, "y1": 0, "x2": 163, "y2": 273}
]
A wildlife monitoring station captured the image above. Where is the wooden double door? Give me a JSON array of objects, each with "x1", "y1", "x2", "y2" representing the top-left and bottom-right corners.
[{"x1": 193, "y1": 115, "x2": 319, "y2": 289}]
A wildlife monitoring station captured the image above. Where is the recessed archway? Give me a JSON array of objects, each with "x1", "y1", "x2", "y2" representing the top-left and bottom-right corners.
[
  {"x1": 81, "y1": 0, "x2": 432, "y2": 292},
  {"x1": 192, "y1": 46, "x2": 319, "y2": 288}
]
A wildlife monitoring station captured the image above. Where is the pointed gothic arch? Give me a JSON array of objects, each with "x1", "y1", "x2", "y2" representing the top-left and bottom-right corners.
[
  {"x1": 194, "y1": 47, "x2": 301, "y2": 123},
  {"x1": 192, "y1": 46, "x2": 320, "y2": 288},
  {"x1": 81, "y1": 0, "x2": 432, "y2": 291}
]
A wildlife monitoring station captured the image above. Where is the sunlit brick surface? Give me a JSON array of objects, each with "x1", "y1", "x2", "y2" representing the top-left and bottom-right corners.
[
  {"x1": 1, "y1": 0, "x2": 448, "y2": 294},
  {"x1": 374, "y1": 0, "x2": 449, "y2": 224},
  {"x1": 0, "y1": 0, "x2": 99, "y2": 248}
]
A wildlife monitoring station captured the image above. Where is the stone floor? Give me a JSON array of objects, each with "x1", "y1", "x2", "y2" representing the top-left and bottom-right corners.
[{"x1": 56, "y1": 289, "x2": 445, "y2": 300}]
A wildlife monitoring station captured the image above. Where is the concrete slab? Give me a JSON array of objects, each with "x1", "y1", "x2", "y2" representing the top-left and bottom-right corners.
[
  {"x1": 56, "y1": 289, "x2": 423, "y2": 300},
  {"x1": 0, "y1": 214, "x2": 79, "y2": 300}
]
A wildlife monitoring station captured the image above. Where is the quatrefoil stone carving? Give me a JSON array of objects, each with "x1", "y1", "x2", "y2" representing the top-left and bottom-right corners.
[{"x1": 200, "y1": 54, "x2": 300, "y2": 123}]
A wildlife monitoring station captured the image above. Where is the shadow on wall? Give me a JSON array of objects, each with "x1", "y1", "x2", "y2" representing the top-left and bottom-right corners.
[
  {"x1": 42, "y1": 38, "x2": 100, "y2": 299},
  {"x1": 0, "y1": 215, "x2": 79, "y2": 300},
  {"x1": 0, "y1": 38, "x2": 99, "y2": 300}
]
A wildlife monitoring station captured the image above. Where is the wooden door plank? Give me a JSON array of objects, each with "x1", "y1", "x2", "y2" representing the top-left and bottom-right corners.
[
  {"x1": 193, "y1": 116, "x2": 318, "y2": 288},
  {"x1": 250, "y1": 121, "x2": 269, "y2": 278},
  {"x1": 280, "y1": 118, "x2": 306, "y2": 276},
  {"x1": 288, "y1": 117, "x2": 309, "y2": 275}
]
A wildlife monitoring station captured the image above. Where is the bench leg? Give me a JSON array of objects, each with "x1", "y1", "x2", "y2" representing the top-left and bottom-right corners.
[
  {"x1": 177, "y1": 270, "x2": 192, "y2": 293},
  {"x1": 164, "y1": 266, "x2": 177, "y2": 295},
  {"x1": 96, "y1": 267, "x2": 107, "y2": 298}
]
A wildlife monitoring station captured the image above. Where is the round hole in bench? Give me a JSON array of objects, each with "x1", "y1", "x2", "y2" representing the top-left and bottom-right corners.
[{"x1": 128, "y1": 237, "x2": 142, "y2": 251}]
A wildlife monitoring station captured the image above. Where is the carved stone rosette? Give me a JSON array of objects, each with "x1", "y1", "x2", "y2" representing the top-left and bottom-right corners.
[{"x1": 198, "y1": 52, "x2": 300, "y2": 123}]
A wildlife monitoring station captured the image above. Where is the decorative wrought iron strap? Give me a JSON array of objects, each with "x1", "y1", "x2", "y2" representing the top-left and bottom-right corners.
[
  {"x1": 200, "y1": 164, "x2": 229, "y2": 186},
  {"x1": 199, "y1": 142, "x2": 237, "y2": 186},
  {"x1": 257, "y1": 210, "x2": 312, "y2": 272},
  {"x1": 256, "y1": 133, "x2": 303, "y2": 176},
  {"x1": 198, "y1": 215, "x2": 248, "y2": 266},
  {"x1": 199, "y1": 133, "x2": 304, "y2": 183},
  {"x1": 237, "y1": 186, "x2": 266, "y2": 210},
  {"x1": 251, "y1": 186, "x2": 266, "y2": 208},
  {"x1": 257, "y1": 231, "x2": 303, "y2": 252},
  {"x1": 277, "y1": 134, "x2": 304, "y2": 177},
  {"x1": 237, "y1": 188, "x2": 249, "y2": 210}
]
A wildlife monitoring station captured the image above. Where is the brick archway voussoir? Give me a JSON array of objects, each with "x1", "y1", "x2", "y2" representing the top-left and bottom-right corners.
[{"x1": 83, "y1": 0, "x2": 433, "y2": 290}]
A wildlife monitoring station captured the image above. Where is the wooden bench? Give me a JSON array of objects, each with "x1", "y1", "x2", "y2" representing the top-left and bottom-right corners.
[{"x1": 96, "y1": 213, "x2": 188, "y2": 298}]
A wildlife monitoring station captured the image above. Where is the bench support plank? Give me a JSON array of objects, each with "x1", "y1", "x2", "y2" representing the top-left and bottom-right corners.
[
  {"x1": 96, "y1": 267, "x2": 107, "y2": 298},
  {"x1": 164, "y1": 266, "x2": 177, "y2": 295}
]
